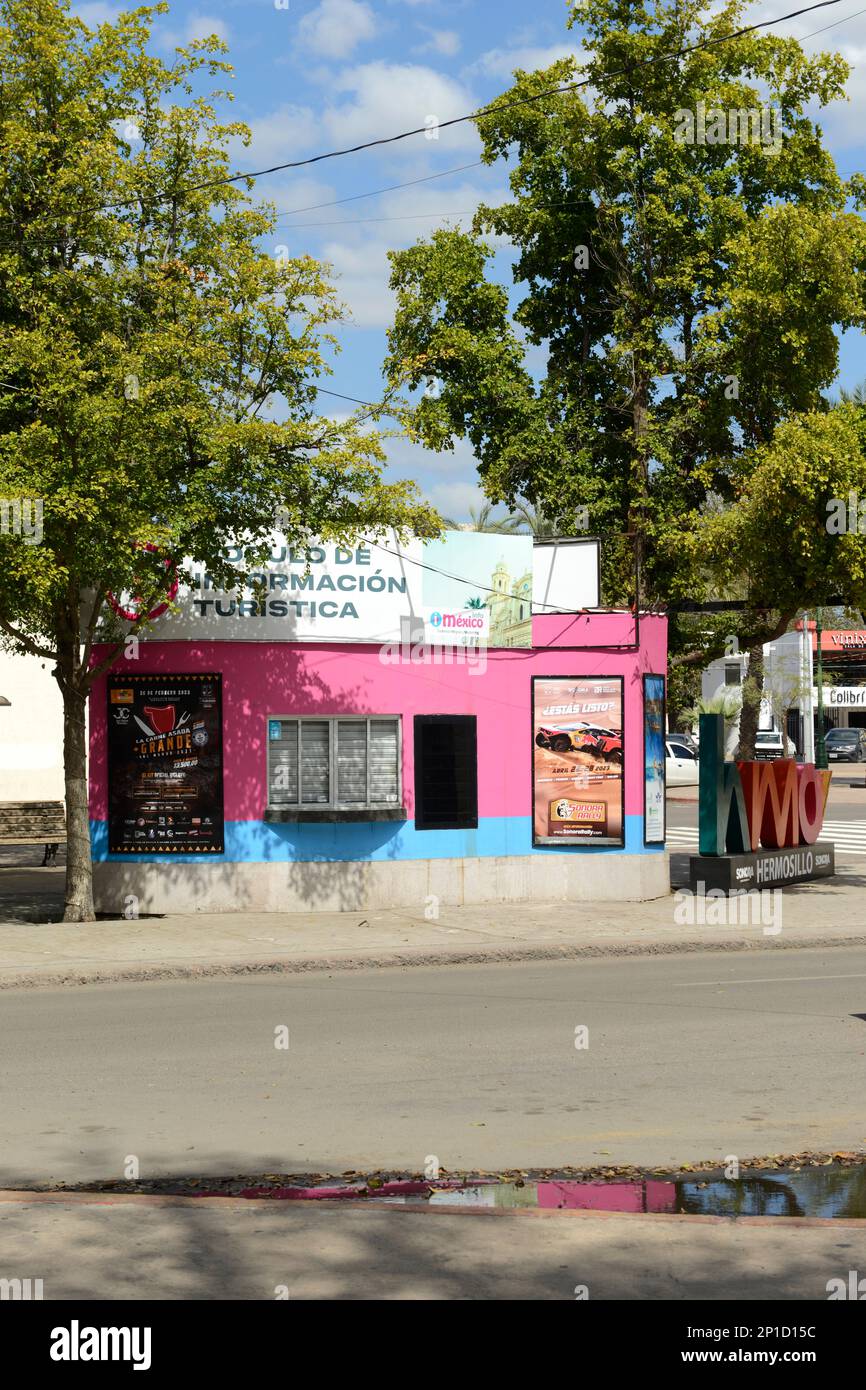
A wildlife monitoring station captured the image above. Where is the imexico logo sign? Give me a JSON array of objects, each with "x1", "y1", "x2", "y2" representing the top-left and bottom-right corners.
[{"x1": 698, "y1": 713, "x2": 830, "y2": 856}]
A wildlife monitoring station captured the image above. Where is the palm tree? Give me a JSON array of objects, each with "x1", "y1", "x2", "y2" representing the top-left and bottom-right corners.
[
  {"x1": 839, "y1": 380, "x2": 866, "y2": 405},
  {"x1": 507, "y1": 501, "x2": 561, "y2": 536},
  {"x1": 464, "y1": 596, "x2": 485, "y2": 610},
  {"x1": 441, "y1": 502, "x2": 521, "y2": 533},
  {"x1": 680, "y1": 690, "x2": 743, "y2": 750}
]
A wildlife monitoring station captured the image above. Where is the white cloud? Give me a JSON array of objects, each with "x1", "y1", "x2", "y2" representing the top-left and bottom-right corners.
[
  {"x1": 267, "y1": 175, "x2": 344, "y2": 221},
  {"x1": 185, "y1": 13, "x2": 230, "y2": 44},
  {"x1": 156, "y1": 12, "x2": 230, "y2": 51},
  {"x1": 299, "y1": 0, "x2": 376, "y2": 61},
  {"x1": 309, "y1": 172, "x2": 508, "y2": 328},
  {"x1": 470, "y1": 44, "x2": 580, "y2": 81},
  {"x1": 415, "y1": 29, "x2": 462, "y2": 59},
  {"x1": 321, "y1": 61, "x2": 479, "y2": 154},
  {"x1": 229, "y1": 105, "x2": 321, "y2": 172},
  {"x1": 802, "y1": 44, "x2": 866, "y2": 151},
  {"x1": 379, "y1": 436, "x2": 484, "y2": 515},
  {"x1": 72, "y1": 2, "x2": 124, "y2": 24},
  {"x1": 319, "y1": 235, "x2": 397, "y2": 328},
  {"x1": 425, "y1": 479, "x2": 487, "y2": 517}
]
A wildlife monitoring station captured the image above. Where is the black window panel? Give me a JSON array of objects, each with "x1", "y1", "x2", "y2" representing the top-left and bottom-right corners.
[{"x1": 414, "y1": 715, "x2": 478, "y2": 831}]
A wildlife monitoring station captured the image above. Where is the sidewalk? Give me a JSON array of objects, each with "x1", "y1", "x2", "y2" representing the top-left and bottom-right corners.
[
  {"x1": 2, "y1": 859, "x2": 866, "y2": 990},
  {"x1": 1, "y1": 1189, "x2": 863, "y2": 1299}
]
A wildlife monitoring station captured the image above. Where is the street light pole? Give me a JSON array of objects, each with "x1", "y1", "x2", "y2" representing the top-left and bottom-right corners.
[{"x1": 815, "y1": 607, "x2": 828, "y2": 770}]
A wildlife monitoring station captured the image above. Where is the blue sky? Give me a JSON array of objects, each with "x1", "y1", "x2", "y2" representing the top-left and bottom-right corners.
[{"x1": 76, "y1": 0, "x2": 866, "y2": 517}]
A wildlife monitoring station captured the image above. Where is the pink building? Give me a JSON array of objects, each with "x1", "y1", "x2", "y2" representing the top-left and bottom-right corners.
[{"x1": 88, "y1": 607, "x2": 668, "y2": 914}]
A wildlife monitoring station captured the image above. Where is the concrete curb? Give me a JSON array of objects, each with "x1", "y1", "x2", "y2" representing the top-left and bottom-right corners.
[{"x1": 3, "y1": 930, "x2": 866, "y2": 990}]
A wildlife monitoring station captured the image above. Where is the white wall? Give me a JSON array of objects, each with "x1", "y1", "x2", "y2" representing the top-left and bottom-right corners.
[
  {"x1": 0, "y1": 649, "x2": 64, "y2": 801},
  {"x1": 701, "y1": 629, "x2": 814, "y2": 756}
]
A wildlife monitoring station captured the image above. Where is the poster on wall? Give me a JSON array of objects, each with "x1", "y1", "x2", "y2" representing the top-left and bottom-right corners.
[
  {"x1": 107, "y1": 674, "x2": 224, "y2": 854},
  {"x1": 532, "y1": 676, "x2": 624, "y2": 846},
  {"x1": 643, "y1": 674, "x2": 666, "y2": 845}
]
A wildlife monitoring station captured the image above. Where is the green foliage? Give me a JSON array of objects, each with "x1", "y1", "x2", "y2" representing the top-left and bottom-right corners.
[
  {"x1": 0, "y1": 0, "x2": 437, "y2": 669},
  {"x1": 685, "y1": 688, "x2": 743, "y2": 721},
  {"x1": 440, "y1": 501, "x2": 521, "y2": 532},
  {"x1": 696, "y1": 406, "x2": 866, "y2": 614},
  {"x1": 383, "y1": 0, "x2": 866, "y2": 638}
]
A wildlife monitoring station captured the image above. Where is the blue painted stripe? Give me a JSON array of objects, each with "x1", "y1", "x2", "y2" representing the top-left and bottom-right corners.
[{"x1": 91, "y1": 814, "x2": 663, "y2": 863}]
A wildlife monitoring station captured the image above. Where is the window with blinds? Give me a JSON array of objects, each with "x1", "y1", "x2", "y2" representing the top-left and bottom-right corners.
[{"x1": 268, "y1": 717, "x2": 401, "y2": 809}]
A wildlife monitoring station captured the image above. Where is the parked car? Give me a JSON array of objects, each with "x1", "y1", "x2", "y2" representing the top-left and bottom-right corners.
[
  {"x1": 665, "y1": 738, "x2": 699, "y2": 786},
  {"x1": 753, "y1": 730, "x2": 797, "y2": 760},
  {"x1": 535, "y1": 722, "x2": 623, "y2": 763},
  {"x1": 669, "y1": 730, "x2": 699, "y2": 754},
  {"x1": 667, "y1": 734, "x2": 698, "y2": 759},
  {"x1": 824, "y1": 726, "x2": 866, "y2": 762}
]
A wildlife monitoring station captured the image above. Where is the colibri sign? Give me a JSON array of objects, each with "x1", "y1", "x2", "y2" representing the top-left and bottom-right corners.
[{"x1": 688, "y1": 713, "x2": 835, "y2": 893}]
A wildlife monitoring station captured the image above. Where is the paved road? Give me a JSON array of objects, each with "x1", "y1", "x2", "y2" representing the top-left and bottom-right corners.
[
  {"x1": 667, "y1": 779, "x2": 866, "y2": 858},
  {"x1": 2, "y1": 950, "x2": 865, "y2": 1186}
]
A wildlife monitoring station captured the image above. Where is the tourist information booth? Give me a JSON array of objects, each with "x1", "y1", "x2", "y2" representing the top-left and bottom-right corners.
[{"x1": 88, "y1": 532, "x2": 669, "y2": 915}]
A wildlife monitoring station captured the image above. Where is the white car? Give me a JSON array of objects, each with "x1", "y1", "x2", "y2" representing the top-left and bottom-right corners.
[
  {"x1": 753, "y1": 730, "x2": 797, "y2": 760},
  {"x1": 665, "y1": 738, "x2": 699, "y2": 786}
]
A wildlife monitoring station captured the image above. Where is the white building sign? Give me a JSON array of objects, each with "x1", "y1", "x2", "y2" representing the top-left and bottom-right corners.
[
  {"x1": 812, "y1": 686, "x2": 866, "y2": 708},
  {"x1": 127, "y1": 530, "x2": 603, "y2": 648}
]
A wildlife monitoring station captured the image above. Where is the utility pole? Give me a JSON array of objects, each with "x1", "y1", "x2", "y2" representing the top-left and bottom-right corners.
[
  {"x1": 802, "y1": 615, "x2": 815, "y2": 763},
  {"x1": 815, "y1": 607, "x2": 828, "y2": 770}
]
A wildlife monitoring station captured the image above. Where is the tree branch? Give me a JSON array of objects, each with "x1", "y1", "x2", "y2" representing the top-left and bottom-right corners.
[{"x1": 0, "y1": 615, "x2": 58, "y2": 661}]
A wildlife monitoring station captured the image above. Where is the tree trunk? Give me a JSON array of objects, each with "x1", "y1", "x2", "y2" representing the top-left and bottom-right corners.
[
  {"x1": 56, "y1": 630, "x2": 95, "y2": 922},
  {"x1": 630, "y1": 374, "x2": 650, "y2": 577},
  {"x1": 736, "y1": 639, "x2": 765, "y2": 761}
]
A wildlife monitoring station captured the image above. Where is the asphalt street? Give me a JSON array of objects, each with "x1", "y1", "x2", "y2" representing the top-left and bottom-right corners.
[{"x1": 2, "y1": 948, "x2": 865, "y2": 1186}]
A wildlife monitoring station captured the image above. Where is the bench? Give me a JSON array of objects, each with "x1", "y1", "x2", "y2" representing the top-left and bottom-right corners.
[{"x1": 0, "y1": 801, "x2": 67, "y2": 865}]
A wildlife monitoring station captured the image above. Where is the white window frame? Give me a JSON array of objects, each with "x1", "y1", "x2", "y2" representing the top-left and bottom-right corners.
[{"x1": 267, "y1": 715, "x2": 402, "y2": 810}]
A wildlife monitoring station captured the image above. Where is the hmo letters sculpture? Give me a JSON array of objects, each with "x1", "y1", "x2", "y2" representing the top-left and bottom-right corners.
[{"x1": 689, "y1": 713, "x2": 834, "y2": 892}]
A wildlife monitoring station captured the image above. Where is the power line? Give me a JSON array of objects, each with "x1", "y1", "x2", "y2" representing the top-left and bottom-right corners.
[
  {"x1": 364, "y1": 534, "x2": 601, "y2": 614},
  {"x1": 799, "y1": 1, "x2": 866, "y2": 36},
  {"x1": 313, "y1": 386, "x2": 403, "y2": 414},
  {"x1": 272, "y1": 161, "x2": 487, "y2": 219},
  {"x1": 36, "y1": 0, "x2": 848, "y2": 219},
  {"x1": 179, "y1": 0, "x2": 851, "y2": 197},
  {"x1": 278, "y1": 210, "x2": 480, "y2": 230},
  {"x1": 0, "y1": 375, "x2": 404, "y2": 418}
]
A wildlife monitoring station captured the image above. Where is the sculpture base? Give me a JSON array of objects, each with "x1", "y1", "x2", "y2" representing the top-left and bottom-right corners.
[{"x1": 687, "y1": 842, "x2": 835, "y2": 894}]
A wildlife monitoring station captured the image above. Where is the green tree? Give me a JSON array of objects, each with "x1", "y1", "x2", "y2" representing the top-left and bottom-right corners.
[
  {"x1": 839, "y1": 381, "x2": 866, "y2": 406},
  {"x1": 695, "y1": 407, "x2": 866, "y2": 754},
  {"x1": 680, "y1": 688, "x2": 743, "y2": 750},
  {"x1": 0, "y1": 0, "x2": 436, "y2": 921},
  {"x1": 441, "y1": 501, "x2": 521, "y2": 532},
  {"x1": 384, "y1": 0, "x2": 866, "y2": 642},
  {"x1": 508, "y1": 502, "x2": 565, "y2": 536}
]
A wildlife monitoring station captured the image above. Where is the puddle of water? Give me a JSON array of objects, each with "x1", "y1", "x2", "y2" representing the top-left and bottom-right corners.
[
  {"x1": 101, "y1": 1160, "x2": 866, "y2": 1217},
  {"x1": 370, "y1": 1166, "x2": 866, "y2": 1218}
]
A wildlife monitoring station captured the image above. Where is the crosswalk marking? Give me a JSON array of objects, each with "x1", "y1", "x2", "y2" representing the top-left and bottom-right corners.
[{"x1": 666, "y1": 821, "x2": 866, "y2": 856}]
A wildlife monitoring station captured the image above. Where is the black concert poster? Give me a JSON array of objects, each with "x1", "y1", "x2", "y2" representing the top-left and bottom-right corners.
[{"x1": 107, "y1": 673, "x2": 224, "y2": 853}]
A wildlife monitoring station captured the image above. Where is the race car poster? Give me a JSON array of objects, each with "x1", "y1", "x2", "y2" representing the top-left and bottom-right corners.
[
  {"x1": 532, "y1": 676, "x2": 624, "y2": 846},
  {"x1": 643, "y1": 673, "x2": 666, "y2": 845},
  {"x1": 107, "y1": 673, "x2": 224, "y2": 854}
]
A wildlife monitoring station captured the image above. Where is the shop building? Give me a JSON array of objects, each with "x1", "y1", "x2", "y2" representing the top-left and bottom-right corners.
[
  {"x1": 87, "y1": 533, "x2": 668, "y2": 914},
  {"x1": 0, "y1": 648, "x2": 64, "y2": 801},
  {"x1": 702, "y1": 620, "x2": 866, "y2": 758}
]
